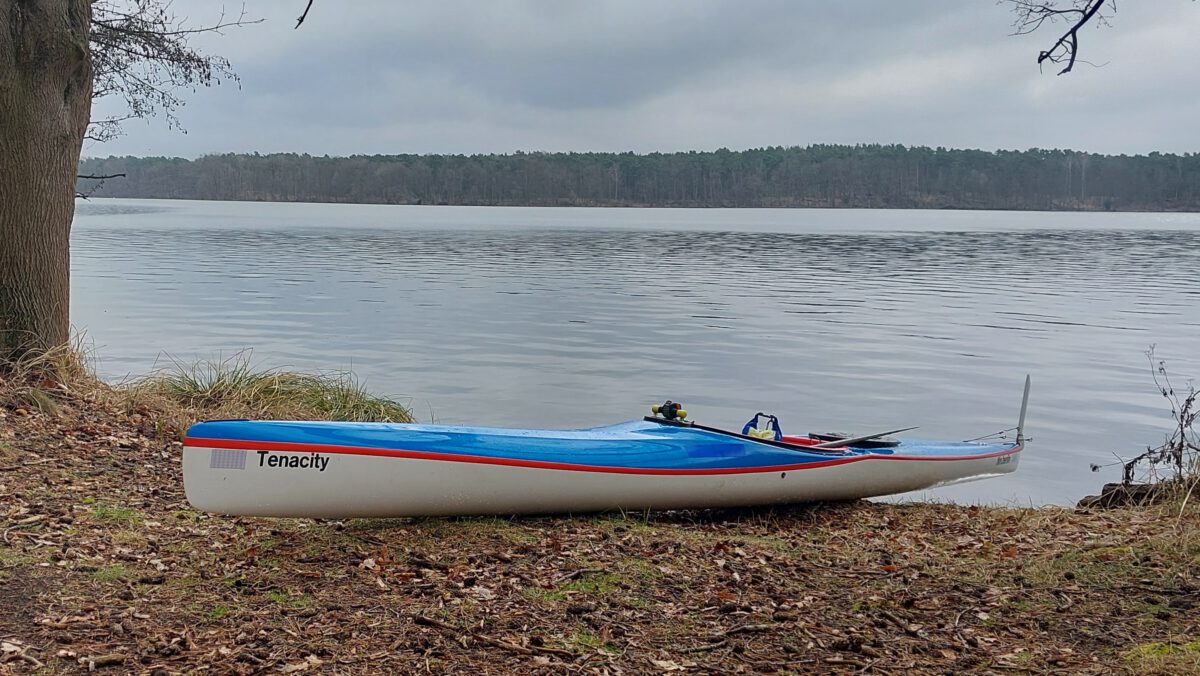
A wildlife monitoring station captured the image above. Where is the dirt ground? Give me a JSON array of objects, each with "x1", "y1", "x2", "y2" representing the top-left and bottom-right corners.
[{"x1": 2, "y1": 381, "x2": 1198, "y2": 674}]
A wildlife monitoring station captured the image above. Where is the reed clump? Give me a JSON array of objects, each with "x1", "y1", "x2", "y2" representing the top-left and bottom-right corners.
[{"x1": 126, "y1": 352, "x2": 413, "y2": 427}]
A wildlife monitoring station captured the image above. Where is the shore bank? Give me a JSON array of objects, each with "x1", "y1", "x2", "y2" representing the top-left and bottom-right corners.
[{"x1": 1, "y1": 369, "x2": 1197, "y2": 674}]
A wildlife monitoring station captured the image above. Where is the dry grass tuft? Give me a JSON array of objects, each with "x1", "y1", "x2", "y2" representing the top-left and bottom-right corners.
[
  {"x1": 1122, "y1": 641, "x2": 1200, "y2": 675},
  {"x1": 0, "y1": 341, "x2": 104, "y2": 415},
  {"x1": 3, "y1": 346, "x2": 412, "y2": 437},
  {"x1": 122, "y1": 352, "x2": 412, "y2": 432}
]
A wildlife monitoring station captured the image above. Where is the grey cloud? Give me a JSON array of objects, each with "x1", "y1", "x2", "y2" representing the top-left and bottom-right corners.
[{"x1": 87, "y1": 1, "x2": 1200, "y2": 158}]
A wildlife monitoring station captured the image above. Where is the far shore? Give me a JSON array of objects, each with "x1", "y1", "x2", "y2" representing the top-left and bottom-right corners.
[
  {"x1": 76, "y1": 193, "x2": 1200, "y2": 213},
  {"x1": 77, "y1": 146, "x2": 1200, "y2": 214}
]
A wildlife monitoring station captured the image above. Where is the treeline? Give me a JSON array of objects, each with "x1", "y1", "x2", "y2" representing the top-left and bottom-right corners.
[{"x1": 78, "y1": 145, "x2": 1200, "y2": 211}]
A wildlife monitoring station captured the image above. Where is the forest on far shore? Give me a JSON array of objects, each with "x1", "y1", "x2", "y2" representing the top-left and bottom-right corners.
[{"x1": 78, "y1": 144, "x2": 1200, "y2": 211}]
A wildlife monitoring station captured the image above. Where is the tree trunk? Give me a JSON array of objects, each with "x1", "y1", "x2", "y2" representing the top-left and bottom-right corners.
[{"x1": 0, "y1": 1, "x2": 92, "y2": 361}]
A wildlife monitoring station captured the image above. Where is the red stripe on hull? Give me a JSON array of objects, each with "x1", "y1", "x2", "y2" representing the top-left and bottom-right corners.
[{"x1": 184, "y1": 437, "x2": 1023, "y2": 476}]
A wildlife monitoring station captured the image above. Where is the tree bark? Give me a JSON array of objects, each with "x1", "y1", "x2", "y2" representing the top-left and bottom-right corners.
[{"x1": 0, "y1": 0, "x2": 92, "y2": 361}]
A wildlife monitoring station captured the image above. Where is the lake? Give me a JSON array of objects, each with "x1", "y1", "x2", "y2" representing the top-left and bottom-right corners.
[{"x1": 71, "y1": 199, "x2": 1200, "y2": 506}]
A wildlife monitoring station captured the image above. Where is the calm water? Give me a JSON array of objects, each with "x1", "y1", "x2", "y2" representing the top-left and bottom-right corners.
[{"x1": 71, "y1": 199, "x2": 1200, "y2": 506}]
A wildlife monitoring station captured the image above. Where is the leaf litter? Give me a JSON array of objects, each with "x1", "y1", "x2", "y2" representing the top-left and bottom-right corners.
[{"x1": 1, "y1": 375, "x2": 1198, "y2": 674}]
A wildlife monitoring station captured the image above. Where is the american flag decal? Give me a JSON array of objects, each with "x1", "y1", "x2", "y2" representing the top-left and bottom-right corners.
[{"x1": 210, "y1": 448, "x2": 247, "y2": 470}]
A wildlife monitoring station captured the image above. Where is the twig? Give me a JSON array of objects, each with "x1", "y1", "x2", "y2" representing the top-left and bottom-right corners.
[
  {"x1": 682, "y1": 639, "x2": 727, "y2": 652},
  {"x1": 824, "y1": 656, "x2": 868, "y2": 669},
  {"x1": 0, "y1": 458, "x2": 54, "y2": 472},
  {"x1": 714, "y1": 623, "x2": 772, "y2": 637},
  {"x1": 1, "y1": 640, "x2": 44, "y2": 669},
  {"x1": 879, "y1": 610, "x2": 919, "y2": 636},
  {"x1": 412, "y1": 615, "x2": 575, "y2": 659},
  {"x1": 1054, "y1": 591, "x2": 1074, "y2": 611},
  {"x1": 5, "y1": 531, "x2": 51, "y2": 541},
  {"x1": 10, "y1": 651, "x2": 44, "y2": 669},
  {"x1": 1178, "y1": 479, "x2": 1197, "y2": 522},
  {"x1": 79, "y1": 653, "x2": 125, "y2": 669},
  {"x1": 953, "y1": 607, "x2": 971, "y2": 628},
  {"x1": 1111, "y1": 583, "x2": 1189, "y2": 596},
  {"x1": 553, "y1": 567, "x2": 605, "y2": 584},
  {"x1": 407, "y1": 556, "x2": 450, "y2": 571},
  {"x1": 796, "y1": 624, "x2": 826, "y2": 649}
]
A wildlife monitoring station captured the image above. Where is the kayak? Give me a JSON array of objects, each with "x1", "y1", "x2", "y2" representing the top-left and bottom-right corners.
[
  {"x1": 182, "y1": 419, "x2": 1022, "y2": 518},
  {"x1": 182, "y1": 380, "x2": 1029, "y2": 518}
]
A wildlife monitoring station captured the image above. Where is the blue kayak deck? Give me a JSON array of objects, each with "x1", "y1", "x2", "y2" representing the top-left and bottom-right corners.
[{"x1": 185, "y1": 419, "x2": 1017, "y2": 472}]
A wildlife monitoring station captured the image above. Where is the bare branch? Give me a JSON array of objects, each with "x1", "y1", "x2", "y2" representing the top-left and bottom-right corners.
[
  {"x1": 296, "y1": 0, "x2": 315, "y2": 29},
  {"x1": 1007, "y1": 0, "x2": 1114, "y2": 75},
  {"x1": 1116, "y1": 346, "x2": 1199, "y2": 484},
  {"x1": 75, "y1": 173, "x2": 127, "y2": 200},
  {"x1": 88, "y1": 2, "x2": 260, "y2": 139}
]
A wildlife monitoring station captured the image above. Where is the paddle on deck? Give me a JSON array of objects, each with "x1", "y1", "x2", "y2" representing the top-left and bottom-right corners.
[{"x1": 806, "y1": 426, "x2": 920, "y2": 450}]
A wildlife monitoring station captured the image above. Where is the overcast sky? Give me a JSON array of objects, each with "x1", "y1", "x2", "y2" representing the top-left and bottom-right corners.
[{"x1": 87, "y1": 1, "x2": 1200, "y2": 158}]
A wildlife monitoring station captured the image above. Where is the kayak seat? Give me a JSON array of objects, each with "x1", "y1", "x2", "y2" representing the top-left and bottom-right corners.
[{"x1": 741, "y1": 413, "x2": 782, "y2": 442}]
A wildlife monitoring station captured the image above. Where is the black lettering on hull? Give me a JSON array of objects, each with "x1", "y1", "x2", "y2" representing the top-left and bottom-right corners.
[{"x1": 257, "y1": 450, "x2": 330, "y2": 472}]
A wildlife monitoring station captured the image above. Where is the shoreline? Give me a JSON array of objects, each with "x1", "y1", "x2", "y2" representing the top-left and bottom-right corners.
[
  {"x1": 76, "y1": 193, "x2": 1200, "y2": 214},
  {"x1": 2, "y1": 367, "x2": 1197, "y2": 673}
]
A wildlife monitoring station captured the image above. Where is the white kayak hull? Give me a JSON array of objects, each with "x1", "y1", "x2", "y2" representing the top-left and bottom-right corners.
[{"x1": 182, "y1": 419, "x2": 1021, "y2": 518}]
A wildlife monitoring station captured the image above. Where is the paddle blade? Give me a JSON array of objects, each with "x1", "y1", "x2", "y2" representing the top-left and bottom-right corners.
[
  {"x1": 807, "y1": 426, "x2": 919, "y2": 450},
  {"x1": 1017, "y1": 374, "x2": 1031, "y2": 443}
]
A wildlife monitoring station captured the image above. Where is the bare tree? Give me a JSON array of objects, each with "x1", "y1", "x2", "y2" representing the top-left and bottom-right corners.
[
  {"x1": 1, "y1": 1, "x2": 93, "y2": 361},
  {"x1": 1008, "y1": 0, "x2": 1114, "y2": 75},
  {"x1": 1, "y1": 1, "x2": 257, "y2": 361}
]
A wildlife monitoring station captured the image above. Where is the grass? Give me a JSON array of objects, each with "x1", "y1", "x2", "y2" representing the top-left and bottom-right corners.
[
  {"x1": 567, "y1": 629, "x2": 620, "y2": 655},
  {"x1": 522, "y1": 570, "x2": 625, "y2": 605},
  {"x1": 2, "y1": 345, "x2": 413, "y2": 441},
  {"x1": 615, "y1": 557, "x2": 664, "y2": 584},
  {"x1": 523, "y1": 587, "x2": 567, "y2": 603},
  {"x1": 1125, "y1": 641, "x2": 1200, "y2": 659},
  {"x1": 265, "y1": 590, "x2": 312, "y2": 608},
  {"x1": 351, "y1": 518, "x2": 412, "y2": 532},
  {"x1": 127, "y1": 351, "x2": 413, "y2": 425},
  {"x1": 0, "y1": 441, "x2": 18, "y2": 466},
  {"x1": 385, "y1": 516, "x2": 545, "y2": 546},
  {"x1": 0, "y1": 341, "x2": 93, "y2": 414},
  {"x1": 91, "y1": 565, "x2": 131, "y2": 583},
  {"x1": 596, "y1": 513, "x2": 657, "y2": 537},
  {"x1": 561, "y1": 571, "x2": 621, "y2": 596},
  {"x1": 1123, "y1": 641, "x2": 1200, "y2": 675},
  {"x1": 89, "y1": 504, "x2": 142, "y2": 526},
  {"x1": 113, "y1": 530, "x2": 149, "y2": 548},
  {"x1": 0, "y1": 544, "x2": 25, "y2": 565},
  {"x1": 0, "y1": 543, "x2": 30, "y2": 580}
]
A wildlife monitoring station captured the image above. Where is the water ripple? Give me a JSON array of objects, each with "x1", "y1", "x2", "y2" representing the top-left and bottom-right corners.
[{"x1": 71, "y1": 200, "x2": 1200, "y2": 505}]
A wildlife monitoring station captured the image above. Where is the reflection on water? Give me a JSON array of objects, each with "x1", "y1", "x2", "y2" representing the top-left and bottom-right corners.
[{"x1": 72, "y1": 199, "x2": 1200, "y2": 505}]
